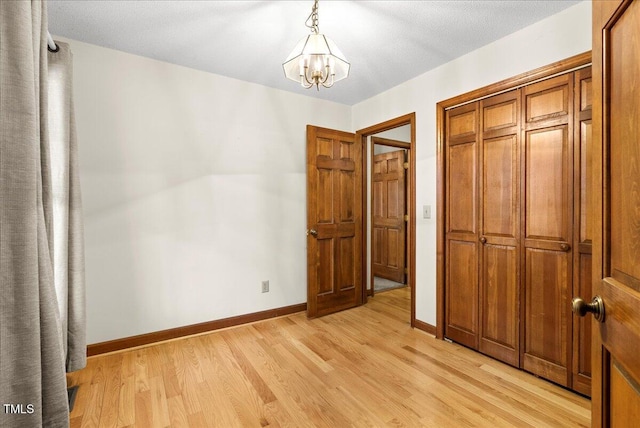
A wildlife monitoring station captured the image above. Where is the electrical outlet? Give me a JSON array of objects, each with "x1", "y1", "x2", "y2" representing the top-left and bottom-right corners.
[
  {"x1": 261, "y1": 280, "x2": 269, "y2": 293},
  {"x1": 423, "y1": 205, "x2": 431, "y2": 219}
]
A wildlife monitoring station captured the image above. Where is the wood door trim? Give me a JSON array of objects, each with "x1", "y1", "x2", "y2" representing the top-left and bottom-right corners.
[
  {"x1": 440, "y1": 51, "x2": 592, "y2": 111},
  {"x1": 436, "y1": 53, "x2": 592, "y2": 339},
  {"x1": 357, "y1": 113, "x2": 416, "y2": 327},
  {"x1": 371, "y1": 136, "x2": 411, "y2": 150},
  {"x1": 414, "y1": 319, "x2": 437, "y2": 336}
]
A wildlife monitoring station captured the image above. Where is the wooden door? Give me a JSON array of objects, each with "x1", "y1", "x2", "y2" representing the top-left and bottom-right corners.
[
  {"x1": 478, "y1": 90, "x2": 520, "y2": 367},
  {"x1": 591, "y1": 0, "x2": 640, "y2": 425},
  {"x1": 521, "y1": 74, "x2": 573, "y2": 387},
  {"x1": 306, "y1": 125, "x2": 363, "y2": 318},
  {"x1": 572, "y1": 66, "x2": 593, "y2": 396},
  {"x1": 445, "y1": 102, "x2": 480, "y2": 349},
  {"x1": 372, "y1": 150, "x2": 406, "y2": 284}
]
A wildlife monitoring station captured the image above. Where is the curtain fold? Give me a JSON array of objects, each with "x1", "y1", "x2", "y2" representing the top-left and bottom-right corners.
[
  {"x1": 48, "y1": 41, "x2": 86, "y2": 374},
  {"x1": 0, "y1": 1, "x2": 82, "y2": 426}
]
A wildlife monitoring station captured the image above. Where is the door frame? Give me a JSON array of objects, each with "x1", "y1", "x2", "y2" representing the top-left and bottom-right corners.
[
  {"x1": 436, "y1": 52, "x2": 592, "y2": 339},
  {"x1": 370, "y1": 138, "x2": 411, "y2": 296},
  {"x1": 357, "y1": 113, "x2": 416, "y2": 326}
]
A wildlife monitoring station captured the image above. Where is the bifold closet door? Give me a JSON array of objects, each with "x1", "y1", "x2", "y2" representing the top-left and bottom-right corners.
[
  {"x1": 572, "y1": 66, "x2": 593, "y2": 395},
  {"x1": 478, "y1": 90, "x2": 521, "y2": 367},
  {"x1": 521, "y1": 74, "x2": 574, "y2": 387},
  {"x1": 445, "y1": 102, "x2": 479, "y2": 349}
]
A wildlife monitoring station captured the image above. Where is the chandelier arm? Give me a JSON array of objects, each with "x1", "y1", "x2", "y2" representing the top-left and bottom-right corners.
[
  {"x1": 300, "y1": 72, "x2": 314, "y2": 89},
  {"x1": 321, "y1": 74, "x2": 335, "y2": 88},
  {"x1": 301, "y1": 66, "x2": 315, "y2": 87},
  {"x1": 320, "y1": 64, "x2": 331, "y2": 84}
]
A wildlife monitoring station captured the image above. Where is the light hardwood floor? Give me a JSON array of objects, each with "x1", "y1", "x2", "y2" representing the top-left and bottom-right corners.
[{"x1": 68, "y1": 287, "x2": 591, "y2": 427}]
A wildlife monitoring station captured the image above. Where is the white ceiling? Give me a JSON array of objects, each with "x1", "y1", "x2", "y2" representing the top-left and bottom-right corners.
[{"x1": 48, "y1": 0, "x2": 581, "y2": 105}]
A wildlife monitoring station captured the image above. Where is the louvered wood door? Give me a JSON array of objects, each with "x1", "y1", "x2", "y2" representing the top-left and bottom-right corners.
[
  {"x1": 521, "y1": 74, "x2": 574, "y2": 387},
  {"x1": 478, "y1": 90, "x2": 521, "y2": 367},
  {"x1": 306, "y1": 126, "x2": 363, "y2": 318},
  {"x1": 592, "y1": 0, "x2": 640, "y2": 425},
  {"x1": 445, "y1": 102, "x2": 479, "y2": 350},
  {"x1": 372, "y1": 150, "x2": 406, "y2": 284}
]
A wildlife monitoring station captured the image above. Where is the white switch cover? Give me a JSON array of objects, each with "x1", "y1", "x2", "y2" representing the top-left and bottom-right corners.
[{"x1": 423, "y1": 205, "x2": 431, "y2": 219}]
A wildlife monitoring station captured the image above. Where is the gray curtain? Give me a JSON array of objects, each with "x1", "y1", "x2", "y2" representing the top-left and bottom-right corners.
[
  {"x1": 48, "y1": 41, "x2": 86, "y2": 374},
  {"x1": 0, "y1": 1, "x2": 85, "y2": 427}
]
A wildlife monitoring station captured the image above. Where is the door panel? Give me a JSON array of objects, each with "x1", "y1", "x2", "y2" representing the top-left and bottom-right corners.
[
  {"x1": 592, "y1": 1, "x2": 640, "y2": 425},
  {"x1": 523, "y1": 248, "x2": 569, "y2": 385},
  {"x1": 448, "y1": 143, "x2": 477, "y2": 234},
  {"x1": 524, "y1": 74, "x2": 570, "y2": 124},
  {"x1": 446, "y1": 240, "x2": 478, "y2": 348},
  {"x1": 480, "y1": 244, "x2": 518, "y2": 362},
  {"x1": 479, "y1": 90, "x2": 520, "y2": 367},
  {"x1": 445, "y1": 102, "x2": 479, "y2": 349},
  {"x1": 522, "y1": 75, "x2": 573, "y2": 387},
  {"x1": 307, "y1": 126, "x2": 362, "y2": 318},
  {"x1": 525, "y1": 126, "x2": 570, "y2": 241},
  {"x1": 572, "y1": 66, "x2": 592, "y2": 396},
  {"x1": 372, "y1": 150, "x2": 406, "y2": 283}
]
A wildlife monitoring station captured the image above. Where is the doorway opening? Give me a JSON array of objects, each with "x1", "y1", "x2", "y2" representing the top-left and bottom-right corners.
[{"x1": 357, "y1": 113, "x2": 416, "y2": 326}]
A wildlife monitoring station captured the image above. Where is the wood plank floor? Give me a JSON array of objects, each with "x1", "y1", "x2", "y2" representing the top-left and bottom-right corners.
[{"x1": 68, "y1": 287, "x2": 591, "y2": 427}]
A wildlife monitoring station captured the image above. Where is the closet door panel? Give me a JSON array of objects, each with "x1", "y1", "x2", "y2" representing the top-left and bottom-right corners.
[
  {"x1": 525, "y1": 126, "x2": 570, "y2": 242},
  {"x1": 523, "y1": 248, "x2": 569, "y2": 386},
  {"x1": 446, "y1": 239, "x2": 478, "y2": 348},
  {"x1": 445, "y1": 103, "x2": 479, "y2": 349},
  {"x1": 478, "y1": 90, "x2": 520, "y2": 366},
  {"x1": 522, "y1": 75, "x2": 573, "y2": 387},
  {"x1": 480, "y1": 244, "x2": 519, "y2": 365},
  {"x1": 448, "y1": 142, "x2": 476, "y2": 235},
  {"x1": 572, "y1": 66, "x2": 592, "y2": 396},
  {"x1": 524, "y1": 74, "x2": 571, "y2": 125},
  {"x1": 483, "y1": 135, "x2": 518, "y2": 238}
]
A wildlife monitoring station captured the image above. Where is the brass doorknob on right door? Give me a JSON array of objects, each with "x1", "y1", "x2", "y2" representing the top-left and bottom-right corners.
[
  {"x1": 572, "y1": 296, "x2": 605, "y2": 322},
  {"x1": 308, "y1": 229, "x2": 318, "y2": 237},
  {"x1": 479, "y1": 237, "x2": 487, "y2": 244}
]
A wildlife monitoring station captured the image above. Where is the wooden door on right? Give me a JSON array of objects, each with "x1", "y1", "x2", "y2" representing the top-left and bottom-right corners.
[{"x1": 590, "y1": 0, "x2": 640, "y2": 424}]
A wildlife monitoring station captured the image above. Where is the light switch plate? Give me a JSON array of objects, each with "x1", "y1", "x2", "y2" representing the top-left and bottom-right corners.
[{"x1": 423, "y1": 205, "x2": 431, "y2": 219}]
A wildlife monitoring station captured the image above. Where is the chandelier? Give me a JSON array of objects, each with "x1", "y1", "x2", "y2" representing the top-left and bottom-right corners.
[{"x1": 282, "y1": 0, "x2": 350, "y2": 90}]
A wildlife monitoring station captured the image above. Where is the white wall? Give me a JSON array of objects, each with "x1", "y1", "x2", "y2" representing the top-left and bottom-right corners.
[
  {"x1": 351, "y1": 1, "x2": 592, "y2": 326},
  {"x1": 64, "y1": 0, "x2": 592, "y2": 343},
  {"x1": 63, "y1": 38, "x2": 351, "y2": 343}
]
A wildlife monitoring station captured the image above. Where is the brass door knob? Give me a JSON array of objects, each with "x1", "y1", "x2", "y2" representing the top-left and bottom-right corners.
[
  {"x1": 560, "y1": 243, "x2": 571, "y2": 251},
  {"x1": 479, "y1": 237, "x2": 487, "y2": 244},
  {"x1": 572, "y1": 296, "x2": 605, "y2": 322},
  {"x1": 308, "y1": 229, "x2": 318, "y2": 237}
]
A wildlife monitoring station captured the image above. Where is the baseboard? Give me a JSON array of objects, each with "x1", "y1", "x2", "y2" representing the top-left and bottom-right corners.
[
  {"x1": 87, "y1": 302, "x2": 307, "y2": 356},
  {"x1": 413, "y1": 319, "x2": 436, "y2": 336}
]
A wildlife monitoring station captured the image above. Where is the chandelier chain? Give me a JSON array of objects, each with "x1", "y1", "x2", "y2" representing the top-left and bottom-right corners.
[{"x1": 305, "y1": 0, "x2": 320, "y2": 34}]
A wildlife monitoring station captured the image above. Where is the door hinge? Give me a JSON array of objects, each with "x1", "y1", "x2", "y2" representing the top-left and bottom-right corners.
[
  {"x1": 403, "y1": 162, "x2": 409, "y2": 170},
  {"x1": 404, "y1": 214, "x2": 409, "y2": 222}
]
